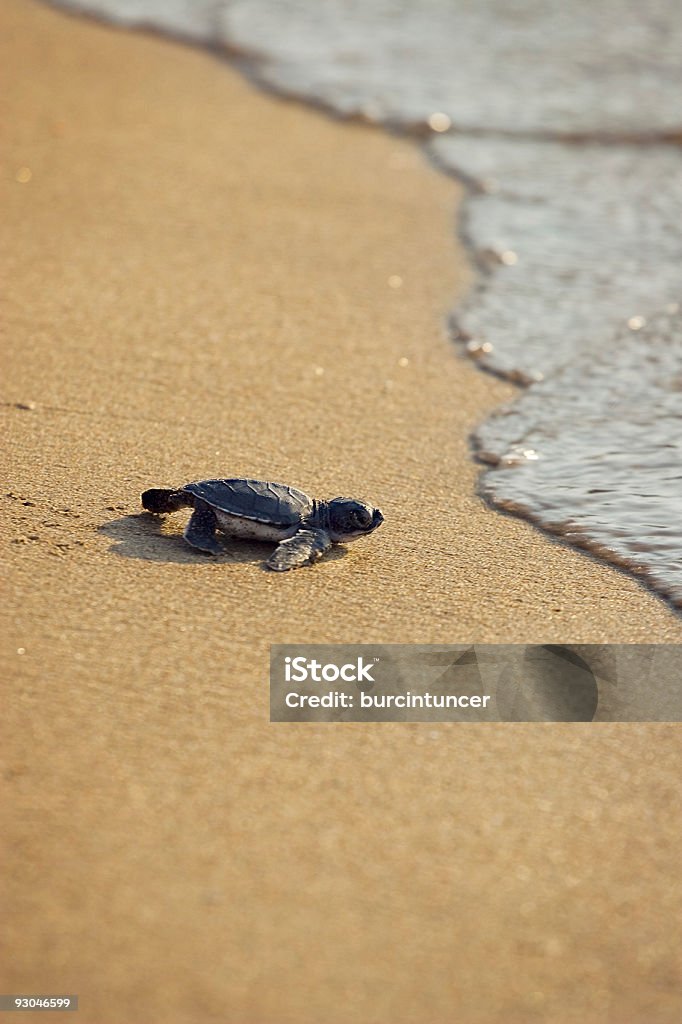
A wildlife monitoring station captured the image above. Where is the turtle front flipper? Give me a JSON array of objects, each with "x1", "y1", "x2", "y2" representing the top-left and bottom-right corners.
[
  {"x1": 266, "y1": 528, "x2": 332, "y2": 572},
  {"x1": 184, "y1": 500, "x2": 222, "y2": 555}
]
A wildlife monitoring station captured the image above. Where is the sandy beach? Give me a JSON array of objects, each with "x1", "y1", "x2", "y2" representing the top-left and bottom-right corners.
[{"x1": 2, "y1": 1, "x2": 681, "y2": 1021}]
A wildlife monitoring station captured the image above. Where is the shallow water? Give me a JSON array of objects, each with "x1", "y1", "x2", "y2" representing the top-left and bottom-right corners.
[
  {"x1": 476, "y1": 307, "x2": 682, "y2": 606},
  {"x1": 53, "y1": 0, "x2": 682, "y2": 608}
]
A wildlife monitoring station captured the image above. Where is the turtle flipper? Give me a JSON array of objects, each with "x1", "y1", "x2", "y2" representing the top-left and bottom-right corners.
[
  {"x1": 266, "y1": 528, "x2": 332, "y2": 572},
  {"x1": 142, "y1": 488, "x2": 190, "y2": 514},
  {"x1": 184, "y1": 500, "x2": 222, "y2": 555}
]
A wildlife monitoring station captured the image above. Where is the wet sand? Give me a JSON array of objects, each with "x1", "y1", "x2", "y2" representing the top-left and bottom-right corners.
[{"x1": 2, "y1": 2, "x2": 681, "y2": 1022}]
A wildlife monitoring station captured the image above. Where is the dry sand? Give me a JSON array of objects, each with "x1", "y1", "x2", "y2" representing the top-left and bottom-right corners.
[{"x1": 2, "y1": 2, "x2": 681, "y2": 1021}]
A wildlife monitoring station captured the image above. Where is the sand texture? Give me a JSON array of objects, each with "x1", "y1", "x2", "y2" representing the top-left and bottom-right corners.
[{"x1": 2, "y1": 2, "x2": 681, "y2": 1022}]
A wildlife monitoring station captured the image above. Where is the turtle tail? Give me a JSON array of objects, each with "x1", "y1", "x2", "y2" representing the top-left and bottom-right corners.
[{"x1": 141, "y1": 488, "x2": 190, "y2": 514}]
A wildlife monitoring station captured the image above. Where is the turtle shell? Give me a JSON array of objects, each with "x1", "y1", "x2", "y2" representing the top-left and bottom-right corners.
[{"x1": 183, "y1": 478, "x2": 312, "y2": 528}]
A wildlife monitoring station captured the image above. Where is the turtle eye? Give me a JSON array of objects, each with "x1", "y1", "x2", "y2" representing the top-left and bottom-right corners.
[{"x1": 354, "y1": 508, "x2": 371, "y2": 527}]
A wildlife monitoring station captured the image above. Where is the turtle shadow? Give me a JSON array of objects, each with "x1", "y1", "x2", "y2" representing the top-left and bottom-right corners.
[{"x1": 99, "y1": 514, "x2": 348, "y2": 569}]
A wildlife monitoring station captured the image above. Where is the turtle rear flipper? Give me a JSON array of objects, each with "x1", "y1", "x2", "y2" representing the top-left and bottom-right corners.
[
  {"x1": 267, "y1": 528, "x2": 331, "y2": 572},
  {"x1": 184, "y1": 500, "x2": 223, "y2": 555},
  {"x1": 142, "y1": 488, "x2": 190, "y2": 514}
]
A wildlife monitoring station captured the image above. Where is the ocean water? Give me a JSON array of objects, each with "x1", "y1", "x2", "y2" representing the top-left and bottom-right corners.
[{"x1": 53, "y1": 0, "x2": 682, "y2": 607}]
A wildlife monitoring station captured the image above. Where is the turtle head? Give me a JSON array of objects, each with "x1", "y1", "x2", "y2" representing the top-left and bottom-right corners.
[{"x1": 326, "y1": 498, "x2": 384, "y2": 543}]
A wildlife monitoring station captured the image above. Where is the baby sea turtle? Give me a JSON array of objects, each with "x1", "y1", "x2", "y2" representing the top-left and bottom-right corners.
[{"x1": 141, "y1": 478, "x2": 384, "y2": 571}]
